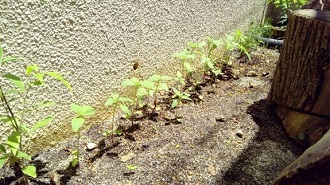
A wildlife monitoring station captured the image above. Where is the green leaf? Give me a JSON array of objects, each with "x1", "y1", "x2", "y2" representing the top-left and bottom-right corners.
[
  {"x1": 0, "y1": 47, "x2": 17, "y2": 65},
  {"x1": 71, "y1": 117, "x2": 85, "y2": 132},
  {"x1": 34, "y1": 73, "x2": 44, "y2": 84},
  {"x1": 198, "y1": 41, "x2": 207, "y2": 48},
  {"x1": 31, "y1": 80, "x2": 43, "y2": 86},
  {"x1": 105, "y1": 97, "x2": 119, "y2": 106},
  {"x1": 118, "y1": 97, "x2": 133, "y2": 103},
  {"x1": 26, "y1": 65, "x2": 39, "y2": 76},
  {"x1": 149, "y1": 74, "x2": 161, "y2": 82},
  {"x1": 122, "y1": 77, "x2": 140, "y2": 87},
  {"x1": 0, "y1": 144, "x2": 6, "y2": 153},
  {"x1": 182, "y1": 95, "x2": 192, "y2": 101},
  {"x1": 71, "y1": 150, "x2": 79, "y2": 156},
  {"x1": 141, "y1": 80, "x2": 155, "y2": 89},
  {"x1": 2, "y1": 74, "x2": 25, "y2": 91},
  {"x1": 2, "y1": 57, "x2": 17, "y2": 64},
  {"x1": 136, "y1": 87, "x2": 148, "y2": 98},
  {"x1": 120, "y1": 104, "x2": 131, "y2": 116},
  {"x1": 45, "y1": 71, "x2": 72, "y2": 91},
  {"x1": 19, "y1": 123, "x2": 31, "y2": 134},
  {"x1": 71, "y1": 158, "x2": 79, "y2": 167},
  {"x1": 7, "y1": 131, "x2": 20, "y2": 151},
  {"x1": 16, "y1": 151, "x2": 31, "y2": 161},
  {"x1": 160, "y1": 75, "x2": 172, "y2": 81},
  {"x1": 171, "y1": 99, "x2": 178, "y2": 108},
  {"x1": 22, "y1": 165, "x2": 37, "y2": 178},
  {"x1": 114, "y1": 129, "x2": 122, "y2": 135},
  {"x1": 32, "y1": 116, "x2": 54, "y2": 132},
  {"x1": 0, "y1": 156, "x2": 9, "y2": 169},
  {"x1": 158, "y1": 83, "x2": 169, "y2": 91},
  {"x1": 184, "y1": 62, "x2": 193, "y2": 72},
  {"x1": 70, "y1": 104, "x2": 95, "y2": 116},
  {"x1": 126, "y1": 164, "x2": 138, "y2": 170}
]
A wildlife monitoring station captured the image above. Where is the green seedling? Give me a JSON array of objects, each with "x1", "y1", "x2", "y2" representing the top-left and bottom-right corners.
[
  {"x1": 126, "y1": 164, "x2": 138, "y2": 171},
  {"x1": 267, "y1": 0, "x2": 307, "y2": 25},
  {"x1": 171, "y1": 88, "x2": 191, "y2": 117},
  {"x1": 146, "y1": 74, "x2": 171, "y2": 113},
  {"x1": 105, "y1": 93, "x2": 133, "y2": 135},
  {"x1": 70, "y1": 104, "x2": 95, "y2": 167},
  {"x1": 201, "y1": 56, "x2": 223, "y2": 82},
  {"x1": 205, "y1": 37, "x2": 222, "y2": 58},
  {"x1": 233, "y1": 29, "x2": 255, "y2": 60},
  {"x1": 172, "y1": 49, "x2": 196, "y2": 76},
  {"x1": 174, "y1": 71, "x2": 186, "y2": 90},
  {"x1": 0, "y1": 46, "x2": 71, "y2": 183}
]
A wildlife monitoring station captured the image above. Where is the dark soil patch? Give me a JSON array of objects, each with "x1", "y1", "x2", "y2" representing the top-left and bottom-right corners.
[{"x1": 0, "y1": 48, "x2": 304, "y2": 185}]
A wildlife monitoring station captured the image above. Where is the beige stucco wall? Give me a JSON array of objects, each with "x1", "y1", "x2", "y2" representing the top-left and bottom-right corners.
[{"x1": 0, "y1": 0, "x2": 264, "y2": 153}]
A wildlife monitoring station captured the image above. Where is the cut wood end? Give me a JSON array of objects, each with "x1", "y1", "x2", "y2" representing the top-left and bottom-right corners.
[{"x1": 293, "y1": 9, "x2": 330, "y2": 22}]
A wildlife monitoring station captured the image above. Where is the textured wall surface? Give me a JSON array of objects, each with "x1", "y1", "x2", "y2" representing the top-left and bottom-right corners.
[{"x1": 0, "y1": 0, "x2": 264, "y2": 152}]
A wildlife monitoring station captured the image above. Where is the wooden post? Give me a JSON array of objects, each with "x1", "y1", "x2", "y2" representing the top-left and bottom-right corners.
[{"x1": 268, "y1": 10, "x2": 330, "y2": 146}]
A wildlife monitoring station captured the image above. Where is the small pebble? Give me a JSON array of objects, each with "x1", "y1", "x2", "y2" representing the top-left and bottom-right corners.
[
  {"x1": 207, "y1": 165, "x2": 217, "y2": 176},
  {"x1": 246, "y1": 71, "x2": 258, "y2": 77},
  {"x1": 236, "y1": 130, "x2": 243, "y2": 138},
  {"x1": 87, "y1": 142, "x2": 97, "y2": 151},
  {"x1": 216, "y1": 116, "x2": 226, "y2": 122}
]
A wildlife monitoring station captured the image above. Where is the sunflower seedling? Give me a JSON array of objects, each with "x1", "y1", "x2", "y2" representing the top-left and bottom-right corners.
[
  {"x1": 0, "y1": 46, "x2": 71, "y2": 183},
  {"x1": 146, "y1": 74, "x2": 171, "y2": 113},
  {"x1": 172, "y1": 49, "x2": 196, "y2": 76},
  {"x1": 171, "y1": 88, "x2": 191, "y2": 118},
  {"x1": 105, "y1": 93, "x2": 133, "y2": 135},
  {"x1": 70, "y1": 103, "x2": 95, "y2": 167}
]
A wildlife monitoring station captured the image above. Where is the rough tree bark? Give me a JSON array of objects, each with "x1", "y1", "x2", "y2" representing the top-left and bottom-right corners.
[
  {"x1": 267, "y1": 9, "x2": 330, "y2": 146},
  {"x1": 270, "y1": 9, "x2": 330, "y2": 185}
]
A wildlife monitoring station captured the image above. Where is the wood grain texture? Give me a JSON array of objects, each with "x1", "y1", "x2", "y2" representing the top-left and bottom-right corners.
[{"x1": 268, "y1": 10, "x2": 330, "y2": 113}]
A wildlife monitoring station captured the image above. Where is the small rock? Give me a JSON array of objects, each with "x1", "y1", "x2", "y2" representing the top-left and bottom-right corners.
[
  {"x1": 232, "y1": 69, "x2": 240, "y2": 79},
  {"x1": 236, "y1": 130, "x2": 244, "y2": 138},
  {"x1": 216, "y1": 116, "x2": 226, "y2": 122},
  {"x1": 120, "y1": 152, "x2": 136, "y2": 162},
  {"x1": 262, "y1": 72, "x2": 270, "y2": 77},
  {"x1": 246, "y1": 71, "x2": 258, "y2": 77},
  {"x1": 207, "y1": 165, "x2": 217, "y2": 176},
  {"x1": 87, "y1": 142, "x2": 97, "y2": 151}
]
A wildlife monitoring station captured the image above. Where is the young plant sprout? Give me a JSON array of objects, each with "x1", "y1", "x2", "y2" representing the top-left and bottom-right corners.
[
  {"x1": 70, "y1": 104, "x2": 95, "y2": 167},
  {"x1": 105, "y1": 93, "x2": 133, "y2": 135},
  {"x1": 171, "y1": 88, "x2": 191, "y2": 117},
  {"x1": 146, "y1": 74, "x2": 172, "y2": 113}
]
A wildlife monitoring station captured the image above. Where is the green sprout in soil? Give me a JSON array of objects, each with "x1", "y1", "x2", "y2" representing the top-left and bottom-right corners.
[
  {"x1": 0, "y1": 46, "x2": 71, "y2": 184},
  {"x1": 171, "y1": 88, "x2": 191, "y2": 118},
  {"x1": 105, "y1": 93, "x2": 133, "y2": 135},
  {"x1": 70, "y1": 103, "x2": 95, "y2": 167}
]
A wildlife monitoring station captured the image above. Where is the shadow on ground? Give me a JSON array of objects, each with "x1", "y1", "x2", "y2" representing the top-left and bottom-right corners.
[{"x1": 217, "y1": 99, "x2": 304, "y2": 185}]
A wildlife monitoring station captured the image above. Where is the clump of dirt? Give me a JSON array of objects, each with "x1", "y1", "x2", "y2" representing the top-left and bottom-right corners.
[{"x1": 1, "y1": 48, "x2": 304, "y2": 185}]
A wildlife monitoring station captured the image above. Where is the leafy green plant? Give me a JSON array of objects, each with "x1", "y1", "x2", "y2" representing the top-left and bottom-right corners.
[
  {"x1": 70, "y1": 103, "x2": 95, "y2": 167},
  {"x1": 0, "y1": 46, "x2": 71, "y2": 183},
  {"x1": 126, "y1": 164, "x2": 138, "y2": 171},
  {"x1": 105, "y1": 93, "x2": 133, "y2": 135},
  {"x1": 233, "y1": 29, "x2": 257, "y2": 60},
  {"x1": 171, "y1": 88, "x2": 191, "y2": 117},
  {"x1": 201, "y1": 56, "x2": 222, "y2": 82},
  {"x1": 173, "y1": 71, "x2": 186, "y2": 90},
  {"x1": 267, "y1": 0, "x2": 307, "y2": 24},
  {"x1": 121, "y1": 77, "x2": 154, "y2": 125},
  {"x1": 146, "y1": 74, "x2": 171, "y2": 113},
  {"x1": 172, "y1": 49, "x2": 196, "y2": 76}
]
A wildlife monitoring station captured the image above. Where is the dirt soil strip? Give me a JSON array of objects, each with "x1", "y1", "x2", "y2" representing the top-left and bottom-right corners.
[{"x1": 1, "y1": 48, "x2": 304, "y2": 185}]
